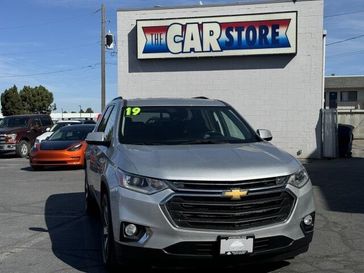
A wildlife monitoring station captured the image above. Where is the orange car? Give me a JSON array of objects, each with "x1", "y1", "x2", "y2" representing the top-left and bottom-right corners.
[{"x1": 29, "y1": 124, "x2": 95, "y2": 170}]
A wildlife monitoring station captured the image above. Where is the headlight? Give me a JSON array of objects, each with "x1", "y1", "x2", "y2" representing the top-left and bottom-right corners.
[
  {"x1": 288, "y1": 168, "x2": 310, "y2": 188},
  {"x1": 5, "y1": 134, "x2": 17, "y2": 144},
  {"x1": 67, "y1": 143, "x2": 83, "y2": 151},
  {"x1": 117, "y1": 169, "x2": 168, "y2": 194}
]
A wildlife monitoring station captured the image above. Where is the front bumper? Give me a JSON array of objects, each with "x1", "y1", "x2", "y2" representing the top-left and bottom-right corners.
[
  {"x1": 0, "y1": 143, "x2": 16, "y2": 153},
  {"x1": 114, "y1": 232, "x2": 313, "y2": 264},
  {"x1": 110, "y1": 180, "x2": 315, "y2": 260},
  {"x1": 29, "y1": 150, "x2": 84, "y2": 166}
]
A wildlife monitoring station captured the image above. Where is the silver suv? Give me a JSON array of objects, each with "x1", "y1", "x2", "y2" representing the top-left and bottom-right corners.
[{"x1": 85, "y1": 97, "x2": 315, "y2": 269}]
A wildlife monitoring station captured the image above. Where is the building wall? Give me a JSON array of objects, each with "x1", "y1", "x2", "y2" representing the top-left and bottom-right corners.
[
  {"x1": 325, "y1": 89, "x2": 364, "y2": 109},
  {"x1": 117, "y1": 0, "x2": 324, "y2": 158},
  {"x1": 338, "y1": 110, "x2": 364, "y2": 139},
  {"x1": 325, "y1": 76, "x2": 364, "y2": 109}
]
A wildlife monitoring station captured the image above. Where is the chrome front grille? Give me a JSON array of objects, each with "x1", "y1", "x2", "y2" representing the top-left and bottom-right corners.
[
  {"x1": 167, "y1": 176, "x2": 288, "y2": 193},
  {"x1": 0, "y1": 134, "x2": 6, "y2": 144},
  {"x1": 163, "y1": 177, "x2": 295, "y2": 231}
]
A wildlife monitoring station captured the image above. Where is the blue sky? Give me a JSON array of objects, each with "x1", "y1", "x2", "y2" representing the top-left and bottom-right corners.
[{"x1": 0, "y1": 0, "x2": 363, "y2": 113}]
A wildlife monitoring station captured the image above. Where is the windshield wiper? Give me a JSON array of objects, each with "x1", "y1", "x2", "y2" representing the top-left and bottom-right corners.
[{"x1": 179, "y1": 139, "x2": 230, "y2": 144}]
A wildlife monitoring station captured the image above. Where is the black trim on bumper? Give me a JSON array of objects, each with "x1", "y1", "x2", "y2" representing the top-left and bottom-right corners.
[{"x1": 114, "y1": 233, "x2": 313, "y2": 265}]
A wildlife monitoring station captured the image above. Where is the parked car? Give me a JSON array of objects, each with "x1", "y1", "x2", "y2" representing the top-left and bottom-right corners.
[
  {"x1": 84, "y1": 97, "x2": 315, "y2": 269},
  {"x1": 35, "y1": 120, "x2": 81, "y2": 144},
  {"x1": 80, "y1": 119, "x2": 97, "y2": 124},
  {"x1": 0, "y1": 114, "x2": 53, "y2": 157},
  {"x1": 29, "y1": 124, "x2": 95, "y2": 170}
]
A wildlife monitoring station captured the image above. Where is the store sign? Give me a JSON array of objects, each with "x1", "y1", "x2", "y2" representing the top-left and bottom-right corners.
[{"x1": 137, "y1": 12, "x2": 297, "y2": 59}]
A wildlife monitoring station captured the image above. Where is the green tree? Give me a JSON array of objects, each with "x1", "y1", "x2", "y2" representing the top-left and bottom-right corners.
[
  {"x1": 0, "y1": 85, "x2": 24, "y2": 116},
  {"x1": 79, "y1": 109, "x2": 85, "y2": 114},
  {"x1": 20, "y1": 85, "x2": 54, "y2": 113},
  {"x1": 85, "y1": 107, "x2": 94, "y2": 113}
]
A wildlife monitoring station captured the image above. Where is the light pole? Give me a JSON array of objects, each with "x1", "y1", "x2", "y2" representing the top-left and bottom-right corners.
[
  {"x1": 101, "y1": 3, "x2": 106, "y2": 112},
  {"x1": 79, "y1": 105, "x2": 82, "y2": 118}
]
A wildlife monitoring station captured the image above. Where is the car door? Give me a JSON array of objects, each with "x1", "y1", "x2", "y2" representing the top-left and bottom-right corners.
[
  {"x1": 40, "y1": 116, "x2": 53, "y2": 132},
  {"x1": 86, "y1": 105, "x2": 115, "y2": 201},
  {"x1": 28, "y1": 118, "x2": 43, "y2": 144}
]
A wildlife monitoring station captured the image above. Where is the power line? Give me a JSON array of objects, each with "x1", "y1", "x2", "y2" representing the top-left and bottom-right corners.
[
  {"x1": 0, "y1": 41, "x2": 99, "y2": 56},
  {"x1": 325, "y1": 10, "x2": 364, "y2": 18},
  {"x1": 327, "y1": 49, "x2": 364, "y2": 58},
  {"x1": 327, "y1": 34, "x2": 364, "y2": 46},
  {"x1": 0, "y1": 63, "x2": 100, "y2": 78}
]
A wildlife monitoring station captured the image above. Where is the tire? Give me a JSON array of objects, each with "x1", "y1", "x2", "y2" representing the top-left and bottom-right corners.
[
  {"x1": 85, "y1": 174, "x2": 98, "y2": 215},
  {"x1": 17, "y1": 140, "x2": 30, "y2": 158},
  {"x1": 101, "y1": 192, "x2": 119, "y2": 271}
]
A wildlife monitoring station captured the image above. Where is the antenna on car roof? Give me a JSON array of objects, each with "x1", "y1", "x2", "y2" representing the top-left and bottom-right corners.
[{"x1": 193, "y1": 96, "x2": 209, "y2": 99}]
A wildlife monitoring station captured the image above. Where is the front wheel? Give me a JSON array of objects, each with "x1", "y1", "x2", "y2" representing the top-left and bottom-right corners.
[
  {"x1": 17, "y1": 140, "x2": 30, "y2": 158},
  {"x1": 85, "y1": 175, "x2": 98, "y2": 215},
  {"x1": 101, "y1": 192, "x2": 119, "y2": 271}
]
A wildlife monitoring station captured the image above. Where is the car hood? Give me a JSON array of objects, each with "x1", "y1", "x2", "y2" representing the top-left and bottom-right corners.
[
  {"x1": 116, "y1": 142, "x2": 302, "y2": 181},
  {"x1": 36, "y1": 132, "x2": 53, "y2": 142},
  {"x1": 40, "y1": 140, "x2": 80, "y2": 150},
  {"x1": 0, "y1": 127, "x2": 27, "y2": 134}
]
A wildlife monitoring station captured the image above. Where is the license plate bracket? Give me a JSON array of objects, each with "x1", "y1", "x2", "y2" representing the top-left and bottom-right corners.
[{"x1": 219, "y1": 235, "x2": 254, "y2": 255}]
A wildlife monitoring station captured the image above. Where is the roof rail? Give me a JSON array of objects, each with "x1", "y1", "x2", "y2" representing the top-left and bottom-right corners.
[
  {"x1": 112, "y1": 96, "x2": 123, "y2": 101},
  {"x1": 193, "y1": 96, "x2": 209, "y2": 99}
]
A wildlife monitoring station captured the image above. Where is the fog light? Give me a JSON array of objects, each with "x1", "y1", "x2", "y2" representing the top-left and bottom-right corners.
[
  {"x1": 303, "y1": 215, "x2": 313, "y2": 226},
  {"x1": 124, "y1": 224, "x2": 138, "y2": 237},
  {"x1": 120, "y1": 222, "x2": 147, "y2": 242},
  {"x1": 301, "y1": 212, "x2": 315, "y2": 234}
]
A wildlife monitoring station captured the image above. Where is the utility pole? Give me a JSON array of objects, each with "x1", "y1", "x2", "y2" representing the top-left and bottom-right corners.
[{"x1": 101, "y1": 3, "x2": 106, "y2": 112}]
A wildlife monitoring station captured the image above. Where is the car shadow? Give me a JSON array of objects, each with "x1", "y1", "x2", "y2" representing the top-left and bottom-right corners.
[
  {"x1": 44, "y1": 192, "x2": 105, "y2": 272},
  {"x1": 0, "y1": 154, "x2": 19, "y2": 159},
  {"x1": 21, "y1": 166, "x2": 84, "y2": 172},
  {"x1": 304, "y1": 158, "x2": 364, "y2": 214},
  {"x1": 44, "y1": 192, "x2": 292, "y2": 273}
]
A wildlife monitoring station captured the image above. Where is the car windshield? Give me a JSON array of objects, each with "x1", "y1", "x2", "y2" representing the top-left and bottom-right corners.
[
  {"x1": 0, "y1": 117, "x2": 29, "y2": 128},
  {"x1": 49, "y1": 125, "x2": 94, "y2": 141},
  {"x1": 50, "y1": 122, "x2": 79, "y2": 132},
  {"x1": 119, "y1": 106, "x2": 260, "y2": 145}
]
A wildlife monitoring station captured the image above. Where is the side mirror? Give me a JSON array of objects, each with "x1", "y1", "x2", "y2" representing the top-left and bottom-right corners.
[
  {"x1": 86, "y1": 132, "x2": 110, "y2": 147},
  {"x1": 46, "y1": 127, "x2": 51, "y2": 132},
  {"x1": 257, "y1": 129, "x2": 273, "y2": 141}
]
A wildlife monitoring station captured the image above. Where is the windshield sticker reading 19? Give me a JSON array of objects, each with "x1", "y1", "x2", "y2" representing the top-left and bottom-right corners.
[{"x1": 137, "y1": 12, "x2": 297, "y2": 59}]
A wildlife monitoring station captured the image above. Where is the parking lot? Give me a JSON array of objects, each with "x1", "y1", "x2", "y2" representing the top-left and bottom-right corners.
[{"x1": 0, "y1": 154, "x2": 364, "y2": 273}]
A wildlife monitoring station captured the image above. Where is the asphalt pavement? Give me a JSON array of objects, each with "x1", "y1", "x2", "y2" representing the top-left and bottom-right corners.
[{"x1": 0, "y1": 154, "x2": 363, "y2": 273}]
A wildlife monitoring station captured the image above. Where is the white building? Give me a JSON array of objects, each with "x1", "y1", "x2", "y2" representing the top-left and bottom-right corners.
[{"x1": 117, "y1": 0, "x2": 324, "y2": 158}]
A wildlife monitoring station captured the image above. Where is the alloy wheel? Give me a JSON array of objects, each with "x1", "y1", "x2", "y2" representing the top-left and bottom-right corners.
[
  {"x1": 101, "y1": 197, "x2": 110, "y2": 264},
  {"x1": 21, "y1": 144, "x2": 28, "y2": 157}
]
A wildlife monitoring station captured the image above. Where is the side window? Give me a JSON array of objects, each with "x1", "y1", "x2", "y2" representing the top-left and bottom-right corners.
[
  {"x1": 31, "y1": 118, "x2": 42, "y2": 128},
  {"x1": 40, "y1": 116, "x2": 52, "y2": 127},
  {"x1": 104, "y1": 106, "x2": 118, "y2": 141},
  {"x1": 97, "y1": 106, "x2": 113, "y2": 132},
  {"x1": 220, "y1": 112, "x2": 245, "y2": 139}
]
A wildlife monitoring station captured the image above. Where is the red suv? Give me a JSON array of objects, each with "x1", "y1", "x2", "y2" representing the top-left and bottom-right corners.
[{"x1": 0, "y1": 114, "x2": 53, "y2": 157}]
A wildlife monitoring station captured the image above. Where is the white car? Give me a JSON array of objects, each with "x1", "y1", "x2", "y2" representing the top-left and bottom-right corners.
[{"x1": 35, "y1": 120, "x2": 81, "y2": 144}]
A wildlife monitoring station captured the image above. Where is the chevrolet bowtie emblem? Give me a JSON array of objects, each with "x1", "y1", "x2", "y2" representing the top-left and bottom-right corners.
[{"x1": 223, "y1": 189, "x2": 248, "y2": 200}]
